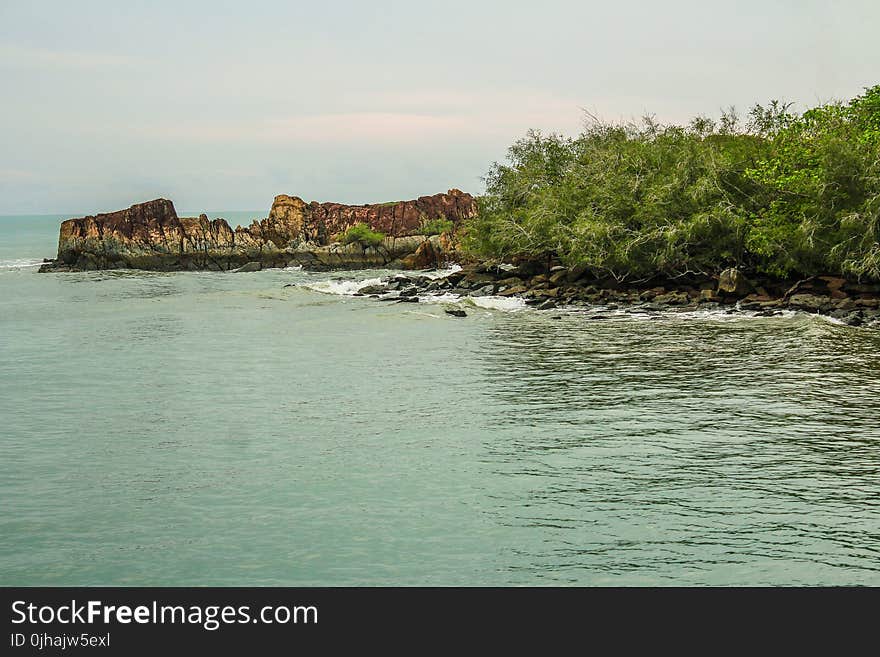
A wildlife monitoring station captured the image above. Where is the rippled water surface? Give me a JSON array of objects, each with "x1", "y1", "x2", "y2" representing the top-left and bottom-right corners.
[{"x1": 1, "y1": 215, "x2": 879, "y2": 585}]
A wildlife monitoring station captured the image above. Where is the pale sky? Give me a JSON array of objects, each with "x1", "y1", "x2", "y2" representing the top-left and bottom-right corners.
[{"x1": 1, "y1": 0, "x2": 878, "y2": 214}]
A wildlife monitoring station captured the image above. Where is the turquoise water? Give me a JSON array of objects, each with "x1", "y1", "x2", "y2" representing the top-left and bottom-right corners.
[{"x1": 1, "y1": 214, "x2": 879, "y2": 586}]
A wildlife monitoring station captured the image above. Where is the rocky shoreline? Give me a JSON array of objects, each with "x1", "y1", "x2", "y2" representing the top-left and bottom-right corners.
[
  {"x1": 337, "y1": 260, "x2": 880, "y2": 328},
  {"x1": 35, "y1": 194, "x2": 880, "y2": 327}
]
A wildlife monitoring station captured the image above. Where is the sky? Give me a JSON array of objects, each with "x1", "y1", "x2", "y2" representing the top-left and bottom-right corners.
[{"x1": 1, "y1": 0, "x2": 878, "y2": 214}]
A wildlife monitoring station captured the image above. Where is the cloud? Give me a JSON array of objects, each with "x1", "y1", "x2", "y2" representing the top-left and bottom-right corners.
[
  {"x1": 123, "y1": 89, "x2": 591, "y2": 145},
  {"x1": 0, "y1": 43, "x2": 143, "y2": 70}
]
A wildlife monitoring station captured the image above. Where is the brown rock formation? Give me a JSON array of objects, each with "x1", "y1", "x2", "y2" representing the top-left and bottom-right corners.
[
  {"x1": 268, "y1": 188, "x2": 476, "y2": 244},
  {"x1": 40, "y1": 190, "x2": 476, "y2": 272}
]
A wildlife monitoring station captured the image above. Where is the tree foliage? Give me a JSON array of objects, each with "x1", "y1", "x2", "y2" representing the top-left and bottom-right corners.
[
  {"x1": 464, "y1": 86, "x2": 880, "y2": 281},
  {"x1": 339, "y1": 223, "x2": 386, "y2": 248}
]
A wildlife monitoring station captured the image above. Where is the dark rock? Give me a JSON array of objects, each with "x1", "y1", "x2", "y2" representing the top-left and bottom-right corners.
[
  {"x1": 565, "y1": 264, "x2": 590, "y2": 283},
  {"x1": 358, "y1": 284, "x2": 388, "y2": 295},
  {"x1": 717, "y1": 268, "x2": 752, "y2": 296},
  {"x1": 537, "y1": 299, "x2": 558, "y2": 310},
  {"x1": 498, "y1": 285, "x2": 528, "y2": 297},
  {"x1": 496, "y1": 276, "x2": 524, "y2": 288},
  {"x1": 469, "y1": 285, "x2": 495, "y2": 296},
  {"x1": 444, "y1": 271, "x2": 466, "y2": 285},
  {"x1": 396, "y1": 296, "x2": 420, "y2": 303},
  {"x1": 445, "y1": 309, "x2": 467, "y2": 317},
  {"x1": 787, "y1": 293, "x2": 831, "y2": 312},
  {"x1": 654, "y1": 291, "x2": 689, "y2": 305},
  {"x1": 843, "y1": 282, "x2": 880, "y2": 295},
  {"x1": 530, "y1": 274, "x2": 549, "y2": 286}
]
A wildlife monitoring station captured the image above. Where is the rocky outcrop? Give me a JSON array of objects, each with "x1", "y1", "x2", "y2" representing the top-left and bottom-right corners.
[
  {"x1": 269, "y1": 188, "x2": 476, "y2": 244},
  {"x1": 340, "y1": 259, "x2": 880, "y2": 327},
  {"x1": 39, "y1": 190, "x2": 476, "y2": 272}
]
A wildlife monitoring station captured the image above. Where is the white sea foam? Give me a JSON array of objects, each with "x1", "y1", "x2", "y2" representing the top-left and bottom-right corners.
[
  {"x1": 420, "y1": 292, "x2": 528, "y2": 312},
  {"x1": 576, "y1": 304, "x2": 803, "y2": 323},
  {"x1": 469, "y1": 295, "x2": 528, "y2": 311},
  {"x1": 0, "y1": 258, "x2": 44, "y2": 270},
  {"x1": 305, "y1": 277, "x2": 384, "y2": 296},
  {"x1": 284, "y1": 264, "x2": 303, "y2": 271},
  {"x1": 418, "y1": 263, "x2": 462, "y2": 279}
]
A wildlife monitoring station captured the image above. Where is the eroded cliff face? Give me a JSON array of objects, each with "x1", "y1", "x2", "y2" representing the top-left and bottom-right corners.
[
  {"x1": 270, "y1": 188, "x2": 477, "y2": 244},
  {"x1": 41, "y1": 190, "x2": 476, "y2": 272}
]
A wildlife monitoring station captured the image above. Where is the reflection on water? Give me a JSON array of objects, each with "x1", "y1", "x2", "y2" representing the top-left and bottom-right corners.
[{"x1": 475, "y1": 313, "x2": 880, "y2": 584}]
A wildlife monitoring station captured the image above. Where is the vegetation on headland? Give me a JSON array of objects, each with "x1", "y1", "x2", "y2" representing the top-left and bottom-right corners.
[
  {"x1": 339, "y1": 222, "x2": 386, "y2": 248},
  {"x1": 463, "y1": 86, "x2": 880, "y2": 282},
  {"x1": 418, "y1": 216, "x2": 455, "y2": 235}
]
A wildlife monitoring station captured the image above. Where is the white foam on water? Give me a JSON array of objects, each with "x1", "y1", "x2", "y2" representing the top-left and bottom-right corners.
[
  {"x1": 305, "y1": 277, "x2": 385, "y2": 296},
  {"x1": 420, "y1": 292, "x2": 459, "y2": 304},
  {"x1": 576, "y1": 304, "x2": 804, "y2": 324},
  {"x1": 417, "y1": 263, "x2": 462, "y2": 280},
  {"x1": 0, "y1": 258, "x2": 44, "y2": 270},
  {"x1": 470, "y1": 295, "x2": 528, "y2": 311},
  {"x1": 420, "y1": 292, "x2": 528, "y2": 312},
  {"x1": 284, "y1": 264, "x2": 303, "y2": 271}
]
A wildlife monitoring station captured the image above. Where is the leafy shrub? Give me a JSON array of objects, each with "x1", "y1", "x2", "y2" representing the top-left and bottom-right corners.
[
  {"x1": 419, "y1": 217, "x2": 455, "y2": 235},
  {"x1": 464, "y1": 86, "x2": 880, "y2": 281},
  {"x1": 339, "y1": 223, "x2": 385, "y2": 248}
]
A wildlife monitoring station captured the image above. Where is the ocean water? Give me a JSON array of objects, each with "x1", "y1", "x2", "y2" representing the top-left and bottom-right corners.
[{"x1": 1, "y1": 213, "x2": 879, "y2": 586}]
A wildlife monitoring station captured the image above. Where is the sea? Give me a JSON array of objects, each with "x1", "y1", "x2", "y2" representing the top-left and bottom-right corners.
[{"x1": 1, "y1": 212, "x2": 879, "y2": 585}]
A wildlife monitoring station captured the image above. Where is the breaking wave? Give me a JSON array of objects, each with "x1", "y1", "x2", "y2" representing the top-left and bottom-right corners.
[
  {"x1": 0, "y1": 258, "x2": 43, "y2": 270},
  {"x1": 304, "y1": 277, "x2": 385, "y2": 296}
]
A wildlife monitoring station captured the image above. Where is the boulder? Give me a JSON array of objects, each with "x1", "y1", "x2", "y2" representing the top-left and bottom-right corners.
[
  {"x1": 469, "y1": 285, "x2": 495, "y2": 297},
  {"x1": 819, "y1": 276, "x2": 846, "y2": 292},
  {"x1": 717, "y1": 268, "x2": 752, "y2": 296},
  {"x1": 497, "y1": 285, "x2": 528, "y2": 297},
  {"x1": 654, "y1": 291, "x2": 689, "y2": 305},
  {"x1": 358, "y1": 284, "x2": 388, "y2": 295},
  {"x1": 400, "y1": 239, "x2": 441, "y2": 270},
  {"x1": 787, "y1": 294, "x2": 832, "y2": 312},
  {"x1": 565, "y1": 264, "x2": 590, "y2": 282}
]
